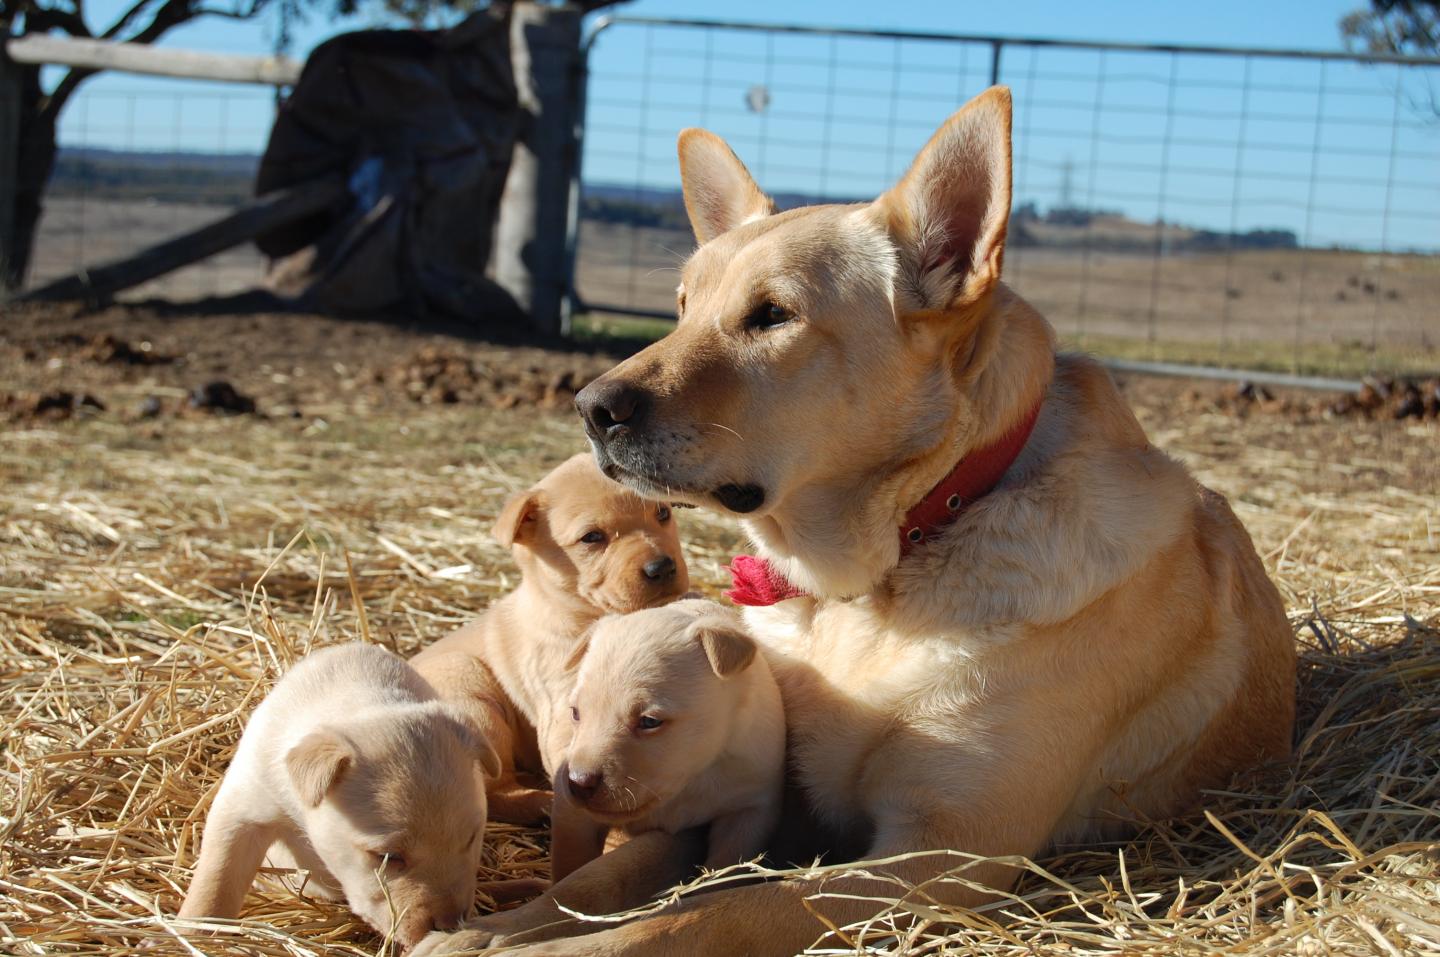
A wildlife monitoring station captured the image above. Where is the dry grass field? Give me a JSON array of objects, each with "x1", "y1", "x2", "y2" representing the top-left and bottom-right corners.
[
  {"x1": 1, "y1": 303, "x2": 1437, "y2": 955},
  {"x1": 29, "y1": 198, "x2": 267, "y2": 302}
]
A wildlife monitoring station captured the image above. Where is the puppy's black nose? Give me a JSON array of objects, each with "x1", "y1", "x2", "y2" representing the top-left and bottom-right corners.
[
  {"x1": 576, "y1": 378, "x2": 646, "y2": 435},
  {"x1": 643, "y1": 555, "x2": 677, "y2": 581},
  {"x1": 567, "y1": 768, "x2": 602, "y2": 803}
]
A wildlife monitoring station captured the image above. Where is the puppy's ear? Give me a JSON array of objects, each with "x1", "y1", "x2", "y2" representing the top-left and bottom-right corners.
[
  {"x1": 876, "y1": 86, "x2": 1012, "y2": 314},
  {"x1": 678, "y1": 128, "x2": 776, "y2": 244},
  {"x1": 689, "y1": 616, "x2": 757, "y2": 678},
  {"x1": 437, "y1": 705, "x2": 504, "y2": 782},
  {"x1": 493, "y1": 489, "x2": 542, "y2": 548},
  {"x1": 286, "y1": 729, "x2": 353, "y2": 807}
]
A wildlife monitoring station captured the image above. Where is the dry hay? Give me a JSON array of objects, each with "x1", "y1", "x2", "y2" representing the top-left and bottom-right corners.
[{"x1": 1, "y1": 394, "x2": 1436, "y2": 956}]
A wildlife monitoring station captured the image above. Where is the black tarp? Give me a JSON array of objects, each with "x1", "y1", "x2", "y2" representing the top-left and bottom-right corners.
[{"x1": 255, "y1": 5, "x2": 521, "y2": 320}]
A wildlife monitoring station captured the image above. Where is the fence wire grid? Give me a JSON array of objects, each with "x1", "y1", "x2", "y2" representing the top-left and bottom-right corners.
[
  {"x1": 29, "y1": 81, "x2": 276, "y2": 302},
  {"x1": 574, "y1": 17, "x2": 1440, "y2": 379}
]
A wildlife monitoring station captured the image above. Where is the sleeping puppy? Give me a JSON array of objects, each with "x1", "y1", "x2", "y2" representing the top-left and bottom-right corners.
[
  {"x1": 412, "y1": 453, "x2": 689, "y2": 825},
  {"x1": 178, "y1": 643, "x2": 498, "y2": 950},
  {"x1": 548, "y1": 599, "x2": 784, "y2": 882}
]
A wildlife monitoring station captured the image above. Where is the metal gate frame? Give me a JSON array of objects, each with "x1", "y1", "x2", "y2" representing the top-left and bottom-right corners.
[{"x1": 566, "y1": 15, "x2": 1440, "y2": 391}]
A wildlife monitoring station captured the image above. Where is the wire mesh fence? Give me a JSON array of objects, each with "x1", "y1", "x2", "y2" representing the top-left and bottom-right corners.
[
  {"x1": 28, "y1": 80, "x2": 277, "y2": 301},
  {"x1": 574, "y1": 17, "x2": 1440, "y2": 378}
]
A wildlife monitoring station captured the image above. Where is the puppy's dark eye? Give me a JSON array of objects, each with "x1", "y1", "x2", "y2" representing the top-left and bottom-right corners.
[
  {"x1": 636, "y1": 715, "x2": 664, "y2": 732},
  {"x1": 745, "y1": 301, "x2": 792, "y2": 331},
  {"x1": 570, "y1": 706, "x2": 580, "y2": 722},
  {"x1": 370, "y1": 851, "x2": 407, "y2": 870},
  {"x1": 656, "y1": 505, "x2": 670, "y2": 524},
  {"x1": 579, "y1": 530, "x2": 607, "y2": 545}
]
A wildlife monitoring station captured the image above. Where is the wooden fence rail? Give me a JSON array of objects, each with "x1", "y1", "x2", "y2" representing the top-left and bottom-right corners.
[{"x1": 4, "y1": 34, "x2": 302, "y2": 85}]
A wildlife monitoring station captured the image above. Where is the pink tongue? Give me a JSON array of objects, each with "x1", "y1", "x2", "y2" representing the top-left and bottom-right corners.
[{"x1": 725, "y1": 555, "x2": 809, "y2": 607}]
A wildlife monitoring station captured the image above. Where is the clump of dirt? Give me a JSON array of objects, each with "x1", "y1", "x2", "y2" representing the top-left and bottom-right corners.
[
  {"x1": 1328, "y1": 376, "x2": 1440, "y2": 421},
  {"x1": 57, "y1": 333, "x2": 174, "y2": 366},
  {"x1": 379, "y1": 345, "x2": 600, "y2": 410},
  {"x1": 1191, "y1": 376, "x2": 1440, "y2": 422},
  {"x1": 189, "y1": 381, "x2": 258, "y2": 415},
  {"x1": 1, "y1": 390, "x2": 106, "y2": 422}
]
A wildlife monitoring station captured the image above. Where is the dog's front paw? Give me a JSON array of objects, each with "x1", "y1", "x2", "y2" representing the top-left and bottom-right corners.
[{"x1": 410, "y1": 927, "x2": 499, "y2": 956}]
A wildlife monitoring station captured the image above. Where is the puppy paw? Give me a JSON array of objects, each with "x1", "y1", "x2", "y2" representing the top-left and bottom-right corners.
[{"x1": 410, "y1": 927, "x2": 498, "y2": 956}]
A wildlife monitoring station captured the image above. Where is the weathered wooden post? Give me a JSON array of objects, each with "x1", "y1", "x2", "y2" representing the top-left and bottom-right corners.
[
  {"x1": 0, "y1": 31, "x2": 20, "y2": 298},
  {"x1": 494, "y1": 1, "x2": 583, "y2": 337}
]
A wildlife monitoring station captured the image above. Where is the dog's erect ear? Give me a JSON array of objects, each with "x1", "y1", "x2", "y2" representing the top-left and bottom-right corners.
[
  {"x1": 689, "y1": 616, "x2": 757, "y2": 678},
  {"x1": 877, "y1": 86, "x2": 1013, "y2": 313},
  {"x1": 493, "y1": 489, "x2": 542, "y2": 548},
  {"x1": 678, "y1": 129, "x2": 776, "y2": 244},
  {"x1": 436, "y1": 704, "x2": 504, "y2": 781},
  {"x1": 286, "y1": 729, "x2": 354, "y2": 807}
]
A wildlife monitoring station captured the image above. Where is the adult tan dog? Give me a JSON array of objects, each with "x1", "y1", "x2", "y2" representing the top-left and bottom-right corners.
[
  {"x1": 412, "y1": 453, "x2": 688, "y2": 824},
  {"x1": 418, "y1": 86, "x2": 1295, "y2": 957}
]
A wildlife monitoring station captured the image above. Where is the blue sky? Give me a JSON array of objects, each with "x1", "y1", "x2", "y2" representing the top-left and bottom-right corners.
[
  {"x1": 57, "y1": 0, "x2": 1376, "y2": 60},
  {"x1": 47, "y1": 0, "x2": 1440, "y2": 251}
]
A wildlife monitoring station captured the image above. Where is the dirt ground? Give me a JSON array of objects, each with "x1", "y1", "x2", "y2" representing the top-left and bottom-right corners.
[
  {"x1": 0, "y1": 300, "x2": 633, "y2": 424},
  {"x1": 1, "y1": 302, "x2": 1437, "y2": 955},
  {"x1": 27, "y1": 197, "x2": 1440, "y2": 376}
]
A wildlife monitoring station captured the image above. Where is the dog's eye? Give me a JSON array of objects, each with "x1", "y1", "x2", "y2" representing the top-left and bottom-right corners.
[
  {"x1": 579, "y1": 530, "x2": 607, "y2": 545},
  {"x1": 570, "y1": 706, "x2": 580, "y2": 722},
  {"x1": 369, "y1": 851, "x2": 407, "y2": 871},
  {"x1": 635, "y1": 715, "x2": 664, "y2": 732},
  {"x1": 745, "y1": 301, "x2": 792, "y2": 331},
  {"x1": 656, "y1": 505, "x2": 670, "y2": 524}
]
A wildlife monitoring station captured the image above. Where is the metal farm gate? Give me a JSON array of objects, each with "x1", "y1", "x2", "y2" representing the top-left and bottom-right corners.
[{"x1": 569, "y1": 16, "x2": 1440, "y2": 385}]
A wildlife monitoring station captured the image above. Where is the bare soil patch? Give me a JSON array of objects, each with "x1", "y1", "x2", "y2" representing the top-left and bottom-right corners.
[{"x1": 0, "y1": 301, "x2": 624, "y2": 424}]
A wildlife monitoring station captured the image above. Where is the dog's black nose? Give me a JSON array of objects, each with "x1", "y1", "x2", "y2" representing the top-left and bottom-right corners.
[
  {"x1": 576, "y1": 378, "x2": 646, "y2": 435},
  {"x1": 567, "y1": 768, "x2": 602, "y2": 803},
  {"x1": 643, "y1": 555, "x2": 677, "y2": 581}
]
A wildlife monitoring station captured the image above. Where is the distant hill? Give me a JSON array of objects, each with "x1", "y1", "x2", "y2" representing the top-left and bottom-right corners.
[
  {"x1": 582, "y1": 186, "x2": 1297, "y2": 254},
  {"x1": 45, "y1": 148, "x2": 1297, "y2": 253},
  {"x1": 48, "y1": 147, "x2": 259, "y2": 205}
]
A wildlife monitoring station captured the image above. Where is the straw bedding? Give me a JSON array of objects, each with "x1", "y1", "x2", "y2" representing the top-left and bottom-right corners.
[{"x1": 1, "y1": 381, "x2": 1436, "y2": 955}]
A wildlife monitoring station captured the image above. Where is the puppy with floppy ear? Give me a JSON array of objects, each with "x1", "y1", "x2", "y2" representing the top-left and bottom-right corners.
[
  {"x1": 178, "y1": 643, "x2": 499, "y2": 951},
  {"x1": 547, "y1": 599, "x2": 784, "y2": 883},
  {"x1": 412, "y1": 453, "x2": 690, "y2": 825}
]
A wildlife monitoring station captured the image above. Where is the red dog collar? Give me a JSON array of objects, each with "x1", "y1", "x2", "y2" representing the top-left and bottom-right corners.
[{"x1": 726, "y1": 401, "x2": 1043, "y2": 607}]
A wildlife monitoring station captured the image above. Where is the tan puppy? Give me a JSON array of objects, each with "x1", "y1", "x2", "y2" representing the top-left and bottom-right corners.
[
  {"x1": 412, "y1": 453, "x2": 689, "y2": 824},
  {"x1": 548, "y1": 599, "x2": 784, "y2": 882},
  {"x1": 419, "y1": 86, "x2": 1295, "y2": 957},
  {"x1": 178, "y1": 643, "x2": 497, "y2": 950}
]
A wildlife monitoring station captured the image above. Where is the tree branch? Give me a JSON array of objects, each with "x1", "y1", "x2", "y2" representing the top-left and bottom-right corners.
[
  {"x1": 99, "y1": 0, "x2": 165, "y2": 40},
  {"x1": 19, "y1": 4, "x2": 93, "y2": 36},
  {"x1": 193, "y1": 4, "x2": 257, "y2": 18},
  {"x1": 37, "y1": 0, "x2": 196, "y2": 125}
]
